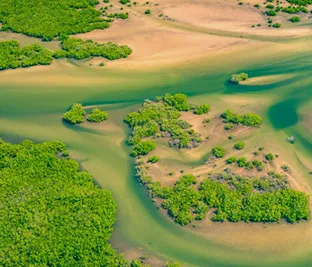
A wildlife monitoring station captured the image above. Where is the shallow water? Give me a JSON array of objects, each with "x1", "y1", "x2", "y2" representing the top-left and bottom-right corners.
[{"x1": 0, "y1": 39, "x2": 311, "y2": 267}]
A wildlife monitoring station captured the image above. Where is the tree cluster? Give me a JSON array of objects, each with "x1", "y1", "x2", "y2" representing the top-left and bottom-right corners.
[
  {"x1": 87, "y1": 108, "x2": 108, "y2": 123},
  {"x1": 0, "y1": 139, "x2": 128, "y2": 266},
  {"x1": 63, "y1": 103, "x2": 108, "y2": 124},
  {"x1": 58, "y1": 37, "x2": 132, "y2": 60},
  {"x1": 0, "y1": 40, "x2": 53, "y2": 70},
  {"x1": 221, "y1": 109, "x2": 263, "y2": 127},
  {"x1": 146, "y1": 169, "x2": 309, "y2": 225},
  {"x1": 63, "y1": 103, "x2": 86, "y2": 124},
  {"x1": 124, "y1": 94, "x2": 202, "y2": 153},
  {"x1": 0, "y1": 0, "x2": 110, "y2": 41}
]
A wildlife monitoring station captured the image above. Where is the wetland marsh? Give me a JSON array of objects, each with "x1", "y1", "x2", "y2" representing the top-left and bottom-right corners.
[{"x1": 0, "y1": 0, "x2": 312, "y2": 266}]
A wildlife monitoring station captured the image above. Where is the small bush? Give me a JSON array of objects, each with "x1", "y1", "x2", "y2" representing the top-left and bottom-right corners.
[
  {"x1": 230, "y1": 72, "x2": 248, "y2": 84},
  {"x1": 265, "y1": 153, "x2": 274, "y2": 161},
  {"x1": 148, "y1": 156, "x2": 159, "y2": 163},
  {"x1": 145, "y1": 9, "x2": 151, "y2": 14},
  {"x1": 226, "y1": 156, "x2": 237, "y2": 164},
  {"x1": 63, "y1": 103, "x2": 86, "y2": 124},
  {"x1": 131, "y1": 140, "x2": 156, "y2": 157},
  {"x1": 87, "y1": 108, "x2": 108, "y2": 123},
  {"x1": 289, "y1": 16, "x2": 301, "y2": 22},
  {"x1": 234, "y1": 141, "x2": 245, "y2": 150},
  {"x1": 194, "y1": 104, "x2": 210, "y2": 115},
  {"x1": 212, "y1": 146, "x2": 226, "y2": 158},
  {"x1": 224, "y1": 123, "x2": 234, "y2": 130}
]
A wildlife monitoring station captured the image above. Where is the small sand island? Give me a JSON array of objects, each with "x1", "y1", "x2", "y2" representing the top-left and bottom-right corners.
[{"x1": 125, "y1": 93, "x2": 309, "y2": 226}]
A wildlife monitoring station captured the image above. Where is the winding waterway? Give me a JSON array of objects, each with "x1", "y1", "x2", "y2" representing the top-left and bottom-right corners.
[{"x1": 0, "y1": 38, "x2": 311, "y2": 267}]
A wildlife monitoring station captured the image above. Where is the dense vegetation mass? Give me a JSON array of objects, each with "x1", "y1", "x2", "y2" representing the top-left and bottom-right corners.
[
  {"x1": 125, "y1": 94, "x2": 204, "y2": 153},
  {"x1": 0, "y1": 38, "x2": 132, "y2": 71},
  {"x1": 0, "y1": 41, "x2": 53, "y2": 70},
  {"x1": 135, "y1": 160, "x2": 310, "y2": 225},
  {"x1": 221, "y1": 109, "x2": 263, "y2": 127},
  {"x1": 0, "y1": 0, "x2": 110, "y2": 41},
  {"x1": 63, "y1": 103, "x2": 109, "y2": 124},
  {"x1": 57, "y1": 37, "x2": 132, "y2": 60},
  {"x1": 0, "y1": 139, "x2": 128, "y2": 266},
  {"x1": 87, "y1": 108, "x2": 108, "y2": 122}
]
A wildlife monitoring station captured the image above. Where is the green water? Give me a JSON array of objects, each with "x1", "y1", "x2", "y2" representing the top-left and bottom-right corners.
[{"x1": 0, "y1": 41, "x2": 311, "y2": 267}]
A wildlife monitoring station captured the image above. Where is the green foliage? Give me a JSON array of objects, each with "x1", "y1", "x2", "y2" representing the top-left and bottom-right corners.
[
  {"x1": 63, "y1": 103, "x2": 86, "y2": 124},
  {"x1": 125, "y1": 95, "x2": 201, "y2": 149},
  {"x1": 272, "y1": 22, "x2": 281, "y2": 28},
  {"x1": 265, "y1": 153, "x2": 274, "y2": 161},
  {"x1": 234, "y1": 141, "x2": 245, "y2": 150},
  {"x1": 0, "y1": 140, "x2": 128, "y2": 266},
  {"x1": 212, "y1": 146, "x2": 226, "y2": 158},
  {"x1": 289, "y1": 16, "x2": 301, "y2": 22},
  {"x1": 87, "y1": 108, "x2": 108, "y2": 123},
  {"x1": 224, "y1": 123, "x2": 234, "y2": 130},
  {"x1": 165, "y1": 262, "x2": 181, "y2": 267},
  {"x1": 226, "y1": 156, "x2": 237, "y2": 164},
  {"x1": 149, "y1": 171, "x2": 309, "y2": 225},
  {"x1": 230, "y1": 72, "x2": 248, "y2": 83},
  {"x1": 221, "y1": 109, "x2": 263, "y2": 127},
  {"x1": 148, "y1": 156, "x2": 159, "y2": 163},
  {"x1": 237, "y1": 157, "x2": 247, "y2": 167},
  {"x1": 145, "y1": 9, "x2": 151, "y2": 14},
  {"x1": 0, "y1": 0, "x2": 110, "y2": 41},
  {"x1": 59, "y1": 37, "x2": 132, "y2": 60},
  {"x1": 161, "y1": 175, "x2": 201, "y2": 225},
  {"x1": 0, "y1": 40, "x2": 53, "y2": 70},
  {"x1": 194, "y1": 104, "x2": 211, "y2": 115},
  {"x1": 253, "y1": 160, "x2": 265, "y2": 171},
  {"x1": 163, "y1": 93, "x2": 191, "y2": 111},
  {"x1": 266, "y1": 9, "x2": 277, "y2": 16},
  {"x1": 131, "y1": 141, "x2": 156, "y2": 157},
  {"x1": 200, "y1": 177, "x2": 309, "y2": 223},
  {"x1": 120, "y1": 0, "x2": 130, "y2": 4}
]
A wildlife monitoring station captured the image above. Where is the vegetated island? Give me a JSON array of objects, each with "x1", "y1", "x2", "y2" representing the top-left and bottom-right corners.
[
  {"x1": 63, "y1": 103, "x2": 109, "y2": 124},
  {"x1": 124, "y1": 93, "x2": 310, "y2": 226},
  {"x1": 0, "y1": 138, "x2": 180, "y2": 267}
]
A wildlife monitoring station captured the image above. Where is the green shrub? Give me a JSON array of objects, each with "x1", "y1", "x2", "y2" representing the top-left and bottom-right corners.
[
  {"x1": 194, "y1": 104, "x2": 210, "y2": 115},
  {"x1": 212, "y1": 146, "x2": 226, "y2": 158},
  {"x1": 234, "y1": 141, "x2": 245, "y2": 150},
  {"x1": 221, "y1": 109, "x2": 263, "y2": 127},
  {"x1": 148, "y1": 156, "x2": 159, "y2": 163},
  {"x1": 272, "y1": 22, "x2": 281, "y2": 28},
  {"x1": 59, "y1": 37, "x2": 132, "y2": 60},
  {"x1": 224, "y1": 123, "x2": 234, "y2": 130},
  {"x1": 266, "y1": 9, "x2": 277, "y2": 16},
  {"x1": 131, "y1": 141, "x2": 156, "y2": 157},
  {"x1": 63, "y1": 103, "x2": 86, "y2": 124},
  {"x1": 226, "y1": 156, "x2": 237, "y2": 164},
  {"x1": 289, "y1": 16, "x2": 301, "y2": 22},
  {"x1": 230, "y1": 72, "x2": 248, "y2": 84},
  {"x1": 265, "y1": 153, "x2": 274, "y2": 161},
  {"x1": 253, "y1": 160, "x2": 265, "y2": 171},
  {"x1": 163, "y1": 93, "x2": 191, "y2": 111},
  {"x1": 145, "y1": 9, "x2": 151, "y2": 14},
  {"x1": 237, "y1": 157, "x2": 247, "y2": 167},
  {"x1": 87, "y1": 108, "x2": 108, "y2": 123}
]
